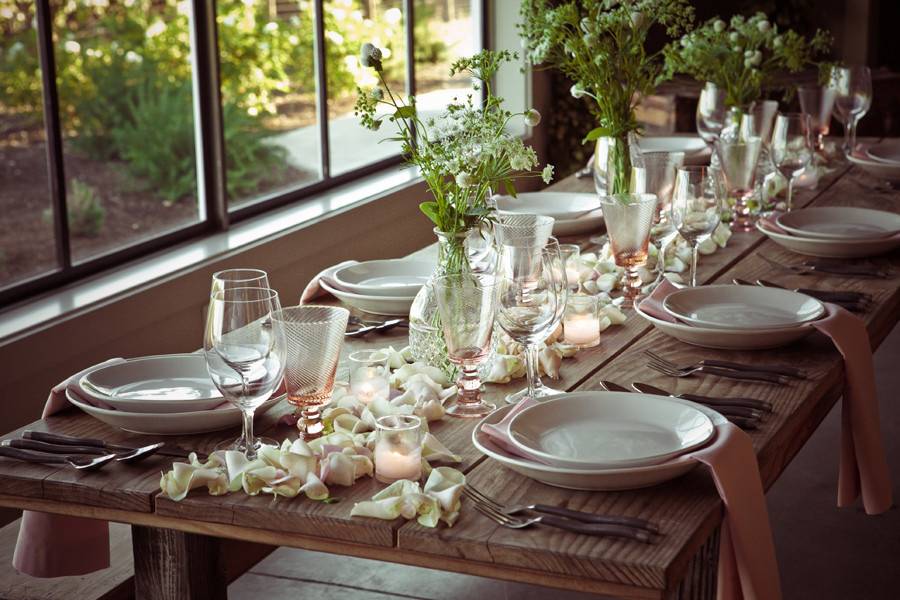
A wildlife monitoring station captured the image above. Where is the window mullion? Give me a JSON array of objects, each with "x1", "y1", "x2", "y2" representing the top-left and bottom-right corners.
[
  {"x1": 313, "y1": 0, "x2": 331, "y2": 180},
  {"x1": 190, "y1": 0, "x2": 228, "y2": 229},
  {"x1": 35, "y1": 0, "x2": 70, "y2": 270}
]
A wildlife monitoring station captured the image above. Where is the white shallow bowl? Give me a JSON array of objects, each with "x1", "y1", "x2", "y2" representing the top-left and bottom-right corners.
[
  {"x1": 663, "y1": 285, "x2": 825, "y2": 331},
  {"x1": 866, "y1": 141, "x2": 900, "y2": 165},
  {"x1": 507, "y1": 392, "x2": 713, "y2": 469},
  {"x1": 320, "y1": 278, "x2": 415, "y2": 316},
  {"x1": 472, "y1": 394, "x2": 726, "y2": 491},
  {"x1": 635, "y1": 301, "x2": 815, "y2": 350},
  {"x1": 847, "y1": 152, "x2": 900, "y2": 183},
  {"x1": 332, "y1": 260, "x2": 432, "y2": 297},
  {"x1": 757, "y1": 220, "x2": 900, "y2": 259},
  {"x1": 776, "y1": 207, "x2": 900, "y2": 241},
  {"x1": 638, "y1": 135, "x2": 710, "y2": 165},
  {"x1": 79, "y1": 354, "x2": 224, "y2": 414},
  {"x1": 496, "y1": 192, "x2": 605, "y2": 236},
  {"x1": 67, "y1": 389, "x2": 284, "y2": 435}
]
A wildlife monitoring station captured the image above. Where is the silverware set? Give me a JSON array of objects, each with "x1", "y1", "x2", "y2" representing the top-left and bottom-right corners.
[
  {"x1": 758, "y1": 254, "x2": 892, "y2": 279},
  {"x1": 644, "y1": 350, "x2": 795, "y2": 385},
  {"x1": 733, "y1": 278, "x2": 872, "y2": 311},
  {"x1": 345, "y1": 316, "x2": 407, "y2": 337},
  {"x1": 464, "y1": 485, "x2": 660, "y2": 543}
]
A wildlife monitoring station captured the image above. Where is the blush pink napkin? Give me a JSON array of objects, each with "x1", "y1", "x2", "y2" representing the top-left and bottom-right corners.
[
  {"x1": 299, "y1": 260, "x2": 358, "y2": 303},
  {"x1": 639, "y1": 280, "x2": 893, "y2": 515},
  {"x1": 13, "y1": 358, "x2": 123, "y2": 577},
  {"x1": 479, "y1": 397, "x2": 552, "y2": 464}
]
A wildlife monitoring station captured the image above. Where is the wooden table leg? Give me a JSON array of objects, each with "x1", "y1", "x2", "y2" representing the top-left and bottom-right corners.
[
  {"x1": 666, "y1": 527, "x2": 720, "y2": 600},
  {"x1": 132, "y1": 525, "x2": 227, "y2": 600}
]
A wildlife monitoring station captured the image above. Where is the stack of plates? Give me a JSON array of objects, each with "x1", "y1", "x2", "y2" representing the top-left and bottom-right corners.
[
  {"x1": 321, "y1": 259, "x2": 432, "y2": 316},
  {"x1": 637, "y1": 135, "x2": 711, "y2": 165},
  {"x1": 758, "y1": 207, "x2": 900, "y2": 258},
  {"x1": 495, "y1": 192, "x2": 604, "y2": 236},
  {"x1": 69, "y1": 354, "x2": 283, "y2": 435},
  {"x1": 636, "y1": 285, "x2": 824, "y2": 350},
  {"x1": 848, "y1": 141, "x2": 900, "y2": 184},
  {"x1": 473, "y1": 391, "x2": 722, "y2": 490}
]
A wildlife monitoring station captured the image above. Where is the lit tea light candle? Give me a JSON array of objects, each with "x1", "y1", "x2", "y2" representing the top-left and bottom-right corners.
[
  {"x1": 563, "y1": 294, "x2": 601, "y2": 348},
  {"x1": 348, "y1": 350, "x2": 389, "y2": 404},
  {"x1": 374, "y1": 415, "x2": 424, "y2": 483}
]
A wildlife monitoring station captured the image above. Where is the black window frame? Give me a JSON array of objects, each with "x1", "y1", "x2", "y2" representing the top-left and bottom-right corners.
[{"x1": 1, "y1": 0, "x2": 487, "y2": 308}]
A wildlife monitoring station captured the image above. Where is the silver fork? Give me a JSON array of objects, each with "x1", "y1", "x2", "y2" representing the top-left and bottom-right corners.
[
  {"x1": 644, "y1": 349, "x2": 805, "y2": 379},
  {"x1": 468, "y1": 492, "x2": 656, "y2": 542},
  {"x1": 646, "y1": 354, "x2": 787, "y2": 384},
  {"x1": 463, "y1": 486, "x2": 659, "y2": 532}
]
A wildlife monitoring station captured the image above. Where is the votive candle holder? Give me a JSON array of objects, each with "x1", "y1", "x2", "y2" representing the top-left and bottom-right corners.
[
  {"x1": 348, "y1": 349, "x2": 390, "y2": 404},
  {"x1": 374, "y1": 415, "x2": 424, "y2": 483},
  {"x1": 562, "y1": 294, "x2": 601, "y2": 348}
]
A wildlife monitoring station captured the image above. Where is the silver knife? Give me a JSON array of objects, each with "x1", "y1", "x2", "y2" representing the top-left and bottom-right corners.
[
  {"x1": 698, "y1": 358, "x2": 806, "y2": 379},
  {"x1": 23, "y1": 430, "x2": 197, "y2": 460},
  {"x1": 631, "y1": 382, "x2": 773, "y2": 413}
]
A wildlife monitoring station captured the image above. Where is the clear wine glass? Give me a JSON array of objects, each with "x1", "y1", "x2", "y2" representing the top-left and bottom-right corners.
[
  {"x1": 598, "y1": 193, "x2": 658, "y2": 307},
  {"x1": 696, "y1": 82, "x2": 726, "y2": 147},
  {"x1": 798, "y1": 86, "x2": 836, "y2": 153},
  {"x1": 770, "y1": 113, "x2": 813, "y2": 212},
  {"x1": 670, "y1": 167, "x2": 723, "y2": 287},
  {"x1": 433, "y1": 273, "x2": 497, "y2": 418},
  {"x1": 495, "y1": 252, "x2": 560, "y2": 404},
  {"x1": 715, "y1": 137, "x2": 762, "y2": 232},
  {"x1": 210, "y1": 268, "x2": 269, "y2": 297},
  {"x1": 204, "y1": 287, "x2": 285, "y2": 458},
  {"x1": 632, "y1": 152, "x2": 684, "y2": 284},
  {"x1": 828, "y1": 65, "x2": 872, "y2": 157}
]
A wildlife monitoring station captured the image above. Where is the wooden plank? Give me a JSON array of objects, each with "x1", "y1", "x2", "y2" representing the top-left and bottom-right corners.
[{"x1": 132, "y1": 525, "x2": 226, "y2": 600}]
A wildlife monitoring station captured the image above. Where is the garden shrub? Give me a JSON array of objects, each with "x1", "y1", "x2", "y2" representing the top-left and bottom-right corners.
[{"x1": 42, "y1": 178, "x2": 106, "y2": 238}]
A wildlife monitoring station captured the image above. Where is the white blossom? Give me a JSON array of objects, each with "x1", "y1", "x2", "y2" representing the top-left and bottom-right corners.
[
  {"x1": 729, "y1": 32, "x2": 740, "y2": 43},
  {"x1": 570, "y1": 82, "x2": 587, "y2": 99},
  {"x1": 713, "y1": 20, "x2": 726, "y2": 33},
  {"x1": 359, "y1": 43, "x2": 383, "y2": 68},
  {"x1": 524, "y1": 109, "x2": 541, "y2": 127},
  {"x1": 757, "y1": 20, "x2": 771, "y2": 33},
  {"x1": 541, "y1": 164, "x2": 555, "y2": 184}
]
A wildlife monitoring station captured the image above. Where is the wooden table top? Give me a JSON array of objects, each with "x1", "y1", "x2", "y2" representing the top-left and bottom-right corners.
[{"x1": 2, "y1": 146, "x2": 898, "y2": 600}]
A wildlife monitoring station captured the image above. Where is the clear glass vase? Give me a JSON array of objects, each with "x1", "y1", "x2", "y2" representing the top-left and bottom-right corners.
[
  {"x1": 592, "y1": 132, "x2": 641, "y2": 196},
  {"x1": 408, "y1": 228, "x2": 496, "y2": 376}
]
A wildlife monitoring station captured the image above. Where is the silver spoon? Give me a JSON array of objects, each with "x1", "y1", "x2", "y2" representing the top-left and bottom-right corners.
[
  {"x1": 0, "y1": 445, "x2": 116, "y2": 471},
  {"x1": 3, "y1": 438, "x2": 165, "y2": 464}
]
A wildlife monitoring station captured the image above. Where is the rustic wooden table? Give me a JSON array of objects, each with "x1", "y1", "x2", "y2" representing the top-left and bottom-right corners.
[{"x1": 2, "y1": 148, "x2": 898, "y2": 600}]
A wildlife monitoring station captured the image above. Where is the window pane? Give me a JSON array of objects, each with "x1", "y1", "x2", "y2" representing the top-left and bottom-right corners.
[
  {"x1": 327, "y1": 0, "x2": 407, "y2": 176},
  {"x1": 220, "y1": 0, "x2": 322, "y2": 209},
  {"x1": 414, "y1": 0, "x2": 476, "y2": 121},
  {"x1": 0, "y1": 2, "x2": 59, "y2": 290},
  {"x1": 52, "y1": 0, "x2": 201, "y2": 264}
]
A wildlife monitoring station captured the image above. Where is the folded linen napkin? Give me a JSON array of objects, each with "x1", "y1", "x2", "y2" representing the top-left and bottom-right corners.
[
  {"x1": 13, "y1": 359, "x2": 124, "y2": 577},
  {"x1": 639, "y1": 280, "x2": 892, "y2": 515},
  {"x1": 300, "y1": 260, "x2": 359, "y2": 303},
  {"x1": 479, "y1": 397, "x2": 552, "y2": 464}
]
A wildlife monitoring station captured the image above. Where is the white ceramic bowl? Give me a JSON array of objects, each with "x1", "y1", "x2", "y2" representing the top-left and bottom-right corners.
[
  {"x1": 757, "y1": 220, "x2": 900, "y2": 259},
  {"x1": 865, "y1": 141, "x2": 900, "y2": 165},
  {"x1": 663, "y1": 285, "x2": 825, "y2": 331},
  {"x1": 847, "y1": 152, "x2": 900, "y2": 183},
  {"x1": 320, "y1": 278, "x2": 415, "y2": 316},
  {"x1": 775, "y1": 207, "x2": 900, "y2": 241},
  {"x1": 638, "y1": 135, "x2": 710, "y2": 165},
  {"x1": 331, "y1": 260, "x2": 432, "y2": 297}
]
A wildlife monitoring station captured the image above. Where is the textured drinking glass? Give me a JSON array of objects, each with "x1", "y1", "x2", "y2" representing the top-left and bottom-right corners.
[
  {"x1": 347, "y1": 349, "x2": 390, "y2": 405},
  {"x1": 433, "y1": 273, "x2": 497, "y2": 418},
  {"x1": 632, "y1": 151, "x2": 685, "y2": 282},
  {"x1": 715, "y1": 137, "x2": 762, "y2": 232},
  {"x1": 828, "y1": 66, "x2": 872, "y2": 157},
  {"x1": 205, "y1": 287, "x2": 285, "y2": 458},
  {"x1": 272, "y1": 305, "x2": 350, "y2": 440},
  {"x1": 210, "y1": 268, "x2": 269, "y2": 297},
  {"x1": 598, "y1": 193, "x2": 657, "y2": 307},
  {"x1": 374, "y1": 415, "x2": 424, "y2": 483},
  {"x1": 563, "y1": 293, "x2": 600, "y2": 348},
  {"x1": 558, "y1": 243, "x2": 581, "y2": 291},
  {"x1": 671, "y1": 167, "x2": 723, "y2": 287},
  {"x1": 771, "y1": 113, "x2": 813, "y2": 212},
  {"x1": 798, "y1": 86, "x2": 836, "y2": 152},
  {"x1": 696, "y1": 82, "x2": 727, "y2": 146}
]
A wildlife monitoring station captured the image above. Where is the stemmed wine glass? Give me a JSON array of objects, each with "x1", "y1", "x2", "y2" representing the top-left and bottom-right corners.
[
  {"x1": 495, "y1": 252, "x2": 561, "y2": 404},
  {"x1": 632, "y1": 152, "x2": 684, "y2": 283},
  {"x1": 798, "y1": 86, "x2": 836, "y2": 154},
  {"x1": 715, "y1": 137, "x2": 762, "y2": 231},
  {"x1": 696, "y1": 82, "x2": 726, "y2": 147},
  {"x1": 210, "y1": 268, "x2": 269, "y2": 296},
  {"x1": 828, "y1": 65, "x2": 872, "y2": 157},
  {"x1": 770, "y1": 113, "x2": 813, "y2": 212},
  {"x1": 598, "y1": 193, "x2": 658, "y2": 307},
  {"x1": 670, "y1": 167, "x2": 724, "y2": 287},
  {"x1": 204, "y1": 287, "x2": 285, "y2": 458},
  {"x1": 433, "y1": 273, "x2": 497, "y2": 418}
]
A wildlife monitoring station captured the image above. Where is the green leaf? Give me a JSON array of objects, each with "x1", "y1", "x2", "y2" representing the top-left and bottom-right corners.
[
  {"x1": 503, "y1": 179, "x2": 517, "y2": 198},
  {"x1": 419, "y1": 201, "x2": 440, "y2": 224},
  {"x1": 394, "y1": 106, "x2": 416, "y2": 119},
  {"x1": 582, "y1": 126, "x2": 612, "y2": 144}
]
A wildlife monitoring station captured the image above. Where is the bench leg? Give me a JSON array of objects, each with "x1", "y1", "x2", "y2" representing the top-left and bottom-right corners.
[{"x1": 131, "y1": 525, "x2": 227, "y2": 600}]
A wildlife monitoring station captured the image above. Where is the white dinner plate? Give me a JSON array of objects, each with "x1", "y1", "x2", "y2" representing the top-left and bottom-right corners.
[
  {"x1": 776, "y1": 207, "x2": 900, "y2": 241},
  {"x1": 332, "y1": 260, "x2": 432, "y2": 297},
  {"x1": 320, "y1": 278, "x2": 415, "y2": 316},
  {"x1": 847, "y1": 152, "x2": 900, "y2": 183},
  {"x1": 79, "y1": 354, "x2": 224, "y2": 413},
  {"x1": 638, "y1": 135, "x2": 710, "y2": 165},
  {"x1": 507, "y1": 392, "x2": 714, "y2": 469},
  {"x1": 67, "y1": 388, "x2": 284, "y2": 435},
  {"x1": 472, "y1": 394, "x2": 727, "y2": 491},
  {"x1": 663, "y1": 285, "x2": 825, "y2": 331},
  {"x1": 495, "y1": 193, "x2": 605, "y2": 236},
  {"x1": 865, "y1": 141, "x2": 900, "y2": 166},
  {"x1": 757, "y1": 219, "x2": 900, "y2": 259},
  {"x1": 635, "y1": 300, "x2": 816, "y2": 350}
]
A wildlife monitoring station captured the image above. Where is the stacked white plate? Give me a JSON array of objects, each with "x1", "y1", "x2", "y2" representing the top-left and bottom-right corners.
[
  {"x1": 637, "y1": 135, "x2": 711, "y2": 166},
  {"x1": 636, "y1": 285, "x2": 823, "y2": 350},
  {"x1": 758, "y1": 207, "x2": 900, "y2": 258},
  {"x1": 70, "y1": 354, "x2": 283, "y2": 435},
  {"x1": 495, "y1": 192, "x2": 604, "y2": 236},
  {"x1": 322, "y1": 259, "x2": 432, "y2": 316},
  {"x1": 473, "y1": 391, "x2": 722, "y2": 491},
  {"x1": 847, "y1": 142, "x2": 900, "y2": 184}
]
